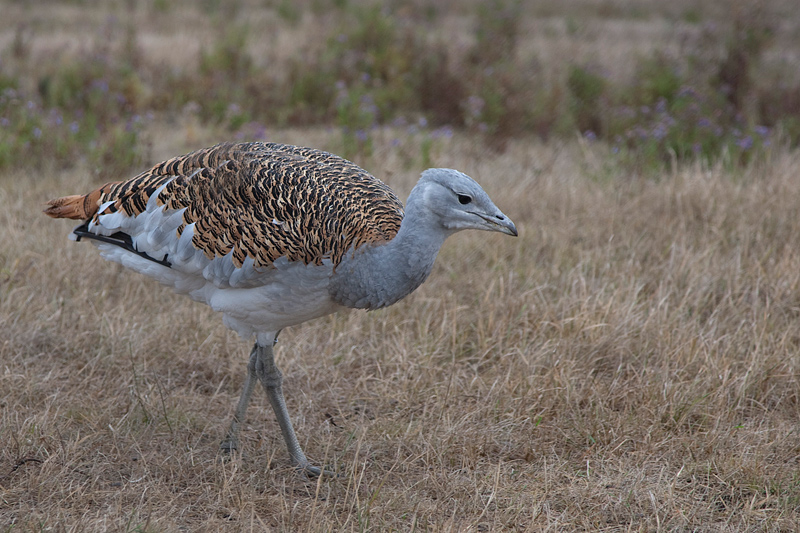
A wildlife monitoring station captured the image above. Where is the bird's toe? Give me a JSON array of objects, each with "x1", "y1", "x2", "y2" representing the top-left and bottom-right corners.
[
  {"x1": 219, "y1": 438, "x2": 239, "y2": 456},
  {"x1": 297, "y1": 462, "x2": 338, "y2": 480}
]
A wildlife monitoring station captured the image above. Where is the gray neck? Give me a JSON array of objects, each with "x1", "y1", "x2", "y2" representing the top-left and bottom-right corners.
[{"x1": 329, "y1": 186, "x2": 451, "y2": 310}]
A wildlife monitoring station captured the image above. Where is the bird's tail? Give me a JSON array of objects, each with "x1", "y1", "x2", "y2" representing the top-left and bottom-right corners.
[{"x1": 44, "y1": 184, "x2": 116, "y2": 220}]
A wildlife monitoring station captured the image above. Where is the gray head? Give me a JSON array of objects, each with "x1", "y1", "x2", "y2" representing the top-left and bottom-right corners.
[{"x1": 409, "y1": 168, "x2": 518, "y2": 237}]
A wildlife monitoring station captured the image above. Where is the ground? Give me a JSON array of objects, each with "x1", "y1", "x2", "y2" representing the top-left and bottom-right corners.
[{"x1": 2, "y1": 1, "x2": 800, "y2": 531}]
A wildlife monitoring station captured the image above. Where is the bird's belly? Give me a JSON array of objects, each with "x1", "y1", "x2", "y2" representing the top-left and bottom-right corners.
[
  {"x1": 95, "y1": 241, "x2": 343, "y2": 338},
  {"x1": 200, "y1": 268, "x2": 344, "y2": 338}
]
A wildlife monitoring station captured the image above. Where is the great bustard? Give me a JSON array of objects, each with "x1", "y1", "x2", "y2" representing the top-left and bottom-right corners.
[{"x1": 45, "y1": 142, "x2": 518, "y2": 476}]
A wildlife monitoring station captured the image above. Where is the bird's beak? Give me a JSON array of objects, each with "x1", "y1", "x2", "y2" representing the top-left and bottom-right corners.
[{"x1": 478, "y1": 211, "x2": 518, "y2": 237}]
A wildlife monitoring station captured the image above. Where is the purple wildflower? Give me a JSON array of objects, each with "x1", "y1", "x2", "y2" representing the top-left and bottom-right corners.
[
  {"x1": 466, "y1": 96, "x2": 485, "y2": 118},
  {"x1": 92, "y1": 80, "x2": 109, "y2": 93},
  {"x1": 736, "y1": 136, "x2": 753, "y2": 150},
  {"x1": 618, "y1": 106, "x2": 635, "y2": 119},
  {"x1": 434, "y1": 126, "x2": 453, "y2": 139}
]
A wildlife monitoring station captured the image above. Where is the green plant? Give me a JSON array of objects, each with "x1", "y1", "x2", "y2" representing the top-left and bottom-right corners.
[
  {"x1": 472, "y1": 0, "x2": 523, "y2": 66},
  {"x1": 633, "y1": 53, "x2": 683, "y2": 106},
  {"x1": 715, "y1": 4, "x2": 774, "y2": 113},
  {"x1": 567, "y1": 64, "x2": 607, "y2": 136},
  {"x1": 335, "y1": 82, "x2": 377, "y2": 159}
]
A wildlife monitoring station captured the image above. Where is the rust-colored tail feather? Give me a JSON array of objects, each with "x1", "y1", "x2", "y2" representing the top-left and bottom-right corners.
[{"x1": 44, "y1": 185, "x2": 112, "y2": 220}]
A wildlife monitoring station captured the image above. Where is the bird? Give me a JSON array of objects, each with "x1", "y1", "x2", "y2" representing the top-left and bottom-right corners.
[{"x1": 44, "y1": 141, "x2": 518, "y2": 477}]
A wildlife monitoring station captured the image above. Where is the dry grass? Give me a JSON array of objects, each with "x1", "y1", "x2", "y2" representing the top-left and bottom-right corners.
[
  {"x1": 3, "y1": 1, "x2": 800, "y2": 531},
  {"x1": 3, "y1": 128, "x2": 800, "y2": 531}
]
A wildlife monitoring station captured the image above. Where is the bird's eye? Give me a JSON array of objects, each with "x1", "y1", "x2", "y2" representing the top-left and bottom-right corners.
[{"x1": 457, "y1": 194, "x2": 472, "y2": 205}]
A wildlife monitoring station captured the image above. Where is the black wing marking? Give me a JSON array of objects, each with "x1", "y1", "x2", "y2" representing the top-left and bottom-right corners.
[{"x1": 72, "y1": 221, "x2": 173, "y2": 268}]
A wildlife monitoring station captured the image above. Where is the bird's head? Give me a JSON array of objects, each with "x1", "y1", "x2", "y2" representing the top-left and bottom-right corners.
[{"x1": 411, "y1": 168, "x2": 518, "y2": 237}]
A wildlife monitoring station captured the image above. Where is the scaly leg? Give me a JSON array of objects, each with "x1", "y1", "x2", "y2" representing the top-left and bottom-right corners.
[
  {"x1": 219, "y1": 344, "x2": 259, "y2": 453},
  {"x1": 221, "y1": 334, "x2": 332, "y2": 476},
  {"x1": 254, "y1": 340, "x2": 332, "y2": 477}
]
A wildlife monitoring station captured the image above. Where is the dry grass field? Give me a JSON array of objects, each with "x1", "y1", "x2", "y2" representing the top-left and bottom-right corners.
[{"x1": 3, "y1": 1, "x2": 800, "y2": 531}]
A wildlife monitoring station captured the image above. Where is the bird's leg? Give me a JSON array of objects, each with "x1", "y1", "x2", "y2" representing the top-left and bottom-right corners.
[
  {"x1": 254, "y1": 341, "x2": 332, "y2": 477},
  {"x1": 220, "y1": 344, "x2": 259, "y2": 453}
]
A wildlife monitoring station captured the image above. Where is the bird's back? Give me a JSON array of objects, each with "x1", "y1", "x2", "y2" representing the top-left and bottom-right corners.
[{"x1": 46, "y1": 142, "x2": 405, "y2": 274}]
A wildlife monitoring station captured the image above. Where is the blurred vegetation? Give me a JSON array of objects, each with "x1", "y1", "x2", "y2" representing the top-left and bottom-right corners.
[
  {"x1": 1, "y1": 20, "x2": 150, "y2": 176},
  {"x1": 0, "y1": 0, "x2": 797, "y2": 174}
]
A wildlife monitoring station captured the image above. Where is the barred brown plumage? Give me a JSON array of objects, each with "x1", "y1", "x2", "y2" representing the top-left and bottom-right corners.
[
  {"x1": 46, "y1": 142, "x2": 404, "y2": 269},
  {"x1": 45, "y1": 141, "x2": 517, "y2": 477}
]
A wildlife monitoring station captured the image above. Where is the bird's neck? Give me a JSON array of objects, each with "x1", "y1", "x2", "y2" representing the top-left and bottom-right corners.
[{"x1": 329, "y1": 190, "x2": 450, "y2": 310}]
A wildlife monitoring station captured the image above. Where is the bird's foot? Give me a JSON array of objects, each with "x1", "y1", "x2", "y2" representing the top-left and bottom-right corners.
[
  {"x1": 295, "y1": 461, "x2": 338, "y2": 479},
  {"x1": 218, "y1": 438, "x2": 239, "y2": 456}
]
